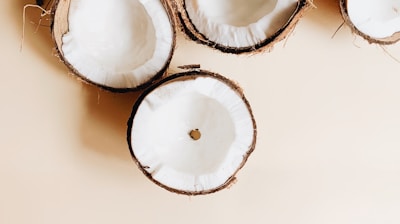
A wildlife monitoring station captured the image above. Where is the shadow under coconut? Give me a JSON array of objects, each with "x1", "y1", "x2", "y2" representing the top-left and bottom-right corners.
[
  {"x1": 303, "y1": 0, "x2": 344, "y2": 32},
  {"x1": 11, "y1": 0, "x2": 142, "y2": 163},
  {"x1": 80, "y1": 85, "x2": 142, "y2": 163}
]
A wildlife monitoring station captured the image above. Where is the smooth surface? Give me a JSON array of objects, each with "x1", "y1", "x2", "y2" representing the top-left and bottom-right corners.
[
  {"x1": 186, "y1": 0, "x2": 298, "y2": 47},
  {"x1": 130, "y1": 76, "x2": 253, "y2": 193},
  {"x1": 60, "y1": 0, "x2": 173, "y2": 88},
  {"x1": 2, "y1": 0, "x2": 400, "y2": 223},
  {"x1": 347, "y1": 0, "x2": 400, "y2": 38}
]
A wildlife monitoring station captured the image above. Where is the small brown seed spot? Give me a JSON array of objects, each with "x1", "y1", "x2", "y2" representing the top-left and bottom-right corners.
[{"x1": 189, "y1": 129, "x2": 201, "y2": 141}]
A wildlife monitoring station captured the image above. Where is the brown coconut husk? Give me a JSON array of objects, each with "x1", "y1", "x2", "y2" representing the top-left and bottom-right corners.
[
  {"x1": 340, "y1": 0, "x2": 400, "y2": 45},
  {"x1": 127, "y1": 69, "x2": 257, "y2": 195},
  {"x1": 173, "y1": 0, "x2": 313, "y2": 54},
  {"x1": 39, "y1": 0, "x2": 313, "y2": 92},
  {"x1": 51, "y1": 0, "x2": 177, "y2": 93}
]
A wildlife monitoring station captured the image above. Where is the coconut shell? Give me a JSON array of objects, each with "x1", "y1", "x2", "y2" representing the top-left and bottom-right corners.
[
  {"x1": 173, "y1": 0, "x2": 313, "y2": 54},
  {"x1": 127, "y1": 69, "x2": 257, "y2": 195},
  {"x1": 340, "y1": 0, "x2": 400, "y2": 45},
  {"x1": 50, "y1": 0, "x2": 177, "y2": 92}
]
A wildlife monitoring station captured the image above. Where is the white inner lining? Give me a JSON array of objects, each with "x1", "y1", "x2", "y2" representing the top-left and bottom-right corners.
[
  {"x1": 197, "y1": 0, "x2": 278, "y2": 26},
  {"x1": 347, "y1": 0, "x2": 400, "y2": 39},
  {"x1": 185, "y1": 0, "x2": 298, "y2": 48},
  {"x1": 62, "y1": 0, "x2": 173, "y2": 88},
  {"x1": 131, "y1": 76, "x2": 254, "y2": 193},
  {"x1": 144, "y1": 93, "x2": 235, "y2": 175}
]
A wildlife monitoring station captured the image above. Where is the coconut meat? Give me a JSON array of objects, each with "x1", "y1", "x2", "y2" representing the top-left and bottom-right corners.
[
  {"x1": 185, "y1": 0, "x2": 298, "y2": 48},
  {"x1": 131, "y1": 76, "x2": 254, "y2": 193},
  {"x1": 61, "y1": 0, "x2": 173, "y2": 89},
  {"x1": 347, "y1": 0, "x2": 400, "y2": 39}
]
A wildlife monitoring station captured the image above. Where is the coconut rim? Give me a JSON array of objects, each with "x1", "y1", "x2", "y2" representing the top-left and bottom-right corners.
[
  {"x1": 339, "y1": 0, "x2": 400, "y2": 45},
  {"x1": 50, "y1": 0, "x2": 177, "y2": 93},
  {"x1": 174, "y1": 0, "x2": 313, "y2": 54},
  {"x1": 127, "y1": 70, "x2": 257, "y2": 195}
]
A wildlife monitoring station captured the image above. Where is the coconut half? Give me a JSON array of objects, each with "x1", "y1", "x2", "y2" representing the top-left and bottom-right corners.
[
  {"x1": 340, "y1": 0, "x2": 400, "y2": 44},
  {"x1": 127, "y1": 70, "x2": 257, "y2": 195},
  {"x1": 175, "y1": 0, "x2": 312, "y2": 53},
  {"x1": 52, "y1": 0, "x2": 175, "y2": 91}
]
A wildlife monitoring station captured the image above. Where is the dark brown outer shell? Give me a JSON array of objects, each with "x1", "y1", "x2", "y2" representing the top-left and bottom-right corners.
[
  {"x1": 340, "y1": 0, "x2": 400, "y2": 45},
  {"x1": 50, "y1": 0, "x2": 176, "y2": 93},
  {"x1": 173, "y1": 0, "x2": 312, "y2": 54},
  {"x1": 127, "y1": 70, "x2": 257, "y2": 195}
]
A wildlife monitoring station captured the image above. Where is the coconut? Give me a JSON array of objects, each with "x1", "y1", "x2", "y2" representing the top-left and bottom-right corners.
[
  {"x1": 340, "y1": 0, "x2": 400, "y2": 44},
  {"x1": 174, "y1": 0, "x2": 312, "y2": 53},
  {"x1": 46, "y1": 0, "x2": 313, "y2": 91},
  {"x1": 127, "y1": 70, "x2": 257, "y2": 195},
  {"x1": 51, "y1": 0, "x2": 175, "y2": 92}
]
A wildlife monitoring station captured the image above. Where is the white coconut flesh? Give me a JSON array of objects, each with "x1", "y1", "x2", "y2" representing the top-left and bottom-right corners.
[
  {"x1": 184, "y1": 0, "x2": 299, "y2": 48},
  {"x1": 346, "y1": 0, "x2": 400, "y2": 39},
  {"x1": 57, "y1": 0, "x2": 173, "y2": 89},
  {"x1": 129, "y1": 74, "x2": 256, "y2": 194}
]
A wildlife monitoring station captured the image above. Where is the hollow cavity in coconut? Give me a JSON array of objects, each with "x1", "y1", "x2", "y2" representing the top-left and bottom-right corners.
[
  {"x1": 127, "y1": 70, "x2": 257, "y2": 195},
  {"x1": 175, "y1": 0, "x2": 312, "y2": 53},
  {"x1": 340, "y1": 0, "x2": 400, "y2": 44},
  {"x1": 52, "y1": 0, "x2": 175, "y2": 91}
]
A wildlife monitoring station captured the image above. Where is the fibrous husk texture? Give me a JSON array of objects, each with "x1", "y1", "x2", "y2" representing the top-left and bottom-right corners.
[
  {"x1": 174, "y1": 0, "x2": 313, "y2": 54},
  {"x1": 340, "y1": 0, "x2": 400, "y2": 45}
]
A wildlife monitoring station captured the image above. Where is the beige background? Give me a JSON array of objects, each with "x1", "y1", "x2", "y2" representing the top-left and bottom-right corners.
[{"x1": 1, "y1": 0, "x2": 400, "y2": 223}]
